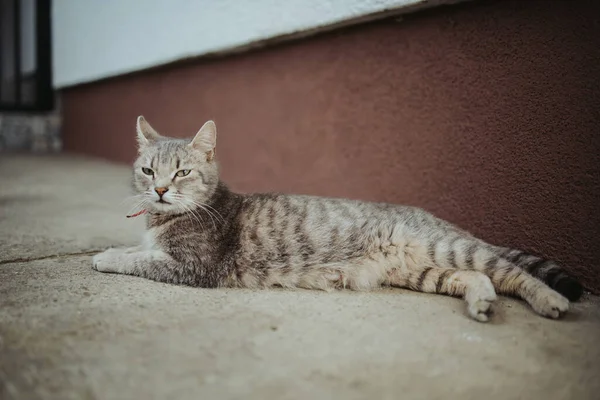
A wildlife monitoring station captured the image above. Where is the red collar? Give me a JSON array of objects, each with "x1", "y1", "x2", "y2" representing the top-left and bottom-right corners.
[{"x1": 126, "y1": 209, "x2": 147, "y2": 218}]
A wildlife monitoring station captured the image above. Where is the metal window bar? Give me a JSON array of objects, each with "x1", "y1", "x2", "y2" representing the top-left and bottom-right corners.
[{"x1": 0, "y1": 0, "x2": 53, "y2": 112}]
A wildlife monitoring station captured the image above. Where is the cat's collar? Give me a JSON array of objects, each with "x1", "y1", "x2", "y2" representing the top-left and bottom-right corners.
[
  {"x1": 126, "y1": 209, "x2": 147, "y2": 218},
  {"x1": 126, "y1": 209, "x2": 175, "y2": 218}
]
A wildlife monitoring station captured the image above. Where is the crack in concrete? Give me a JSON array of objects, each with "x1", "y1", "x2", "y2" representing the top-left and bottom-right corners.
[{"x1": 0, "y1": 250, "x2": 101, "y2": 265}]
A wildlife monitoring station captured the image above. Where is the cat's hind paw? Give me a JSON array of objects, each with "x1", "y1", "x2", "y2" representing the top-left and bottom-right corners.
[{"x1": 531, "y1": 290, "x2": 569, "y2": 319}]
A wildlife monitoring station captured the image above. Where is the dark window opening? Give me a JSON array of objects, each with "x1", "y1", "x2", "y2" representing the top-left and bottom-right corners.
[{"x1": 0, "y1": 0, "x2": 52, "y2": 112}]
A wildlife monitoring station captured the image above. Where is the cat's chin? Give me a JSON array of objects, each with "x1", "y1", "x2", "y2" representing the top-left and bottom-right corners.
[{"x1": 149, "y1": 201, "x2": 181, "y2": 215}]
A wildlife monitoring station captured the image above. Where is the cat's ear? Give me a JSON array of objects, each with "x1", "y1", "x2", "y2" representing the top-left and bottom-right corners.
[
  {"x1": 136, "y1": 116, "x2": 161, "y2": 147},
  {"x1": 189, "y1": 120, "x2": 217, "y2": 161}
]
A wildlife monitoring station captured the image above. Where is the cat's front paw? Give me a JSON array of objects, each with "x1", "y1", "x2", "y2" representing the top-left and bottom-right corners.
[{"x1": 92, "y1": 248, "x2": 123, "y2": 273}]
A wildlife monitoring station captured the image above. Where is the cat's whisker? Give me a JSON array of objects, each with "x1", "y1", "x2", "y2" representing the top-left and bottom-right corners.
[
  {"x1": 192, "y1": 202, "x2": 218, "y2": 230},
  {"x1": 190, "y1": 209, "x2": 207, "y2": 231},
  {"x1": 125, "y1": 197, "x2": 151, "y2": 216},
  {"x1": 124, "y1": 198, "x2": 145, "y2": 214},
  {"x1": 178, "y1": 197, "x2": 223, "y2": 228},
  {"x1": 188, "y1": 201, "x2": 217, "y2": 229},
  {"x1": 119, "y1": 193, "x2": 149, "y2": 206},
  {"x1": 172, "y1": 197, "x2": 200, "y2": 224},
  {"x1": 199, "y1": 203, "x2": 225, "y2": 223},
  {"x1": 177, "y1": 199, "x2": 205, "y2": 231},
  {"x1": 169, "y1": 194, "x2": 220, "y2": 230},
  {"x1": 199, "y1": 205, "x2": 218, "y2": 231},
  {"x1": 184, "y1": 197, "x2": 225, "y2": 223}
]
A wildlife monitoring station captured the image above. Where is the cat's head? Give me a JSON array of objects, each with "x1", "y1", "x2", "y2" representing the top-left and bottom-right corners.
[{"x1": 132, "y1": 116, "x2": 219, "y2": 214}]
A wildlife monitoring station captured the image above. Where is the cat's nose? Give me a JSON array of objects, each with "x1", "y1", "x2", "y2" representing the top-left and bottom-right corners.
[{"x1": 155, "y1": 187, "x2": 169, "y2": 197}]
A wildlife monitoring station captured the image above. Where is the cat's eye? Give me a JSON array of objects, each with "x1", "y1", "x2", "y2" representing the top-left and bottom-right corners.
[
  {"x1": 142, "y1": 167, "x2": 154, "y2": 176},
  {"x1": 175, "y1": 169, "x2": 191, "y2": 177}
]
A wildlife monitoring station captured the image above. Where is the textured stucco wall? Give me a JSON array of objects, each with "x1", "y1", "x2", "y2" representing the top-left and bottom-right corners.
[{"x1": 61, "y1": 0, "x2": 600, "y2": 292}]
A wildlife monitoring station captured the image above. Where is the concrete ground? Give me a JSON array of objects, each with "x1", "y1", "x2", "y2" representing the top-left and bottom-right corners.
[{"x1": 1, "y1": 154, "x2": 599, "y2": 400}]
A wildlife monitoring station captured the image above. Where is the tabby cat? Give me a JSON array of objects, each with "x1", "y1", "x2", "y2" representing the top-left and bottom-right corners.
[{"x1": 92, "y1": 116, "x2": 583, "y2": 322}]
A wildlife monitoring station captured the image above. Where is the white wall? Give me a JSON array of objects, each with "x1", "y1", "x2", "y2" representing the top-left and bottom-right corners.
[{"x1": 52, "y1": 0, "x2": 464, "y2": 88}]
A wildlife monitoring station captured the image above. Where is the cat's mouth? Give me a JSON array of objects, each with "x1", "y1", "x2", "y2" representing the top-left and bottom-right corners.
[{"x1": 157, "y1": 199, "x2": 171, "y2": 205}]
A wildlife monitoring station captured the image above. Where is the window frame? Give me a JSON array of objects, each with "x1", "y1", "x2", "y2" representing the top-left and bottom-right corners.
[{"x1": 0, "y1": 0, "x2": 53, "y2": 112}]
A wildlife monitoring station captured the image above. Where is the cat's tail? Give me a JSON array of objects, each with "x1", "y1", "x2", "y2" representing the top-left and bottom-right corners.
[{"x1": 494, "y1": 247, "x2": 584, "y2": 302}]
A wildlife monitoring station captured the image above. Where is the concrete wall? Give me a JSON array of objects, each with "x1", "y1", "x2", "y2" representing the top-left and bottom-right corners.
[
  {"x1": 0, "y1": 111, "x2": 61, "y2": 152},
  {"x1": 51, "y1": 0, "x2": 466, "y2": 88},
  {"x1": 61, "y1": 0, "x2": 600, "y2": 293}
]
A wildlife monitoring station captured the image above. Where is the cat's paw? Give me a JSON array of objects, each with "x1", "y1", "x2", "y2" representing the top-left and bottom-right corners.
[
  {"x1": 532, "y1": 290, "x2": 569, "y2": 319},
  {"x1": 465, "y1": 278, "x2": 497, "y2": 322},
  {"x1": 467, "y1": 296, "x2": 496, "y2": 322},
  {"x1": 92, "y1": 248, "x2": 122, "y2": 273}
]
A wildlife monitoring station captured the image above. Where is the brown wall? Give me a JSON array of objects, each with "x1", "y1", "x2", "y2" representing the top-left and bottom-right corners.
[{"x1": 62, "y1": 0, "x2": 600, "y2": 293}]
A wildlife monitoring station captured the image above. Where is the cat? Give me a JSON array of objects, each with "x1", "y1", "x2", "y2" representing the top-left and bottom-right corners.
[{"x1": 92, "y1": 116, "x2": 584, "y2": 322}]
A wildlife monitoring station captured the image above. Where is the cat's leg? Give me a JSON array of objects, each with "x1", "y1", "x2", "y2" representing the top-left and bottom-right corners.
[
  {"x1": 92, "y1": 248, "x2": 189, "y2": 285},
  {"x1": 481, "y1": 256, "x2": 570, "y2": 318},
  {"x1": 388, "y1": 267, "x2": 497, "y2": 322},
  {"x1": 425, "y1": 236, "x2": 570, "y2": 318}
]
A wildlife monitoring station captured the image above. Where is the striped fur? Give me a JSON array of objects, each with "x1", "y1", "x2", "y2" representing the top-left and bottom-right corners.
[{"x1": 92, "y1": 118, "x2": 583, "y2": 322}]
